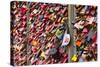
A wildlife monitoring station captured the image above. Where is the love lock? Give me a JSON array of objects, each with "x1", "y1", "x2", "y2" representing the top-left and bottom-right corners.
[
  {"x1": 50, "y1": 48, "x2": 57, "y2": 55},
  {"x1": 71, "y1": 54, "x2": 78, "y2": 62}
]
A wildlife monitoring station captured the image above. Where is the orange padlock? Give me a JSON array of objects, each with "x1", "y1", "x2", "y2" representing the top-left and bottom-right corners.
[
  {"x1": 31, "y1": 39, "x2": 40, "y2": 46},
  {"x1": 76, "y1": 40, "x2": 82, "y2": 47}
]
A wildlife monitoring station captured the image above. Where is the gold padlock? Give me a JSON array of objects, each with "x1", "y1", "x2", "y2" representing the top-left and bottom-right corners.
[{"x1": 61, "y1": 17, "x2": 67, "y2": 23}]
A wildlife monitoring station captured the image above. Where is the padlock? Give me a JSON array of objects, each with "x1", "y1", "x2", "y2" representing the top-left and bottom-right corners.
[
  {"x1": 31, "y1": 39, "x2": 39, "y2": 46},
  {"x1": 61, "y1": 17, "x2": 67, "y2": 23},
  {"x1": 32, "y1": 47, "x2": 38, "y2": 54},
  {"x1": 75, "y1": 40, "x2": 82, "y2": 47},
  {"x1": 80, "y1": 6, "x2": 87, "y2": 14},
  {"x1": 49, "y1": 8, "x2": 53, "y2": 13},
  {"x1": 33, "y1": 9, "x2": 38, "y2": 14},
  {"x1": 74, "y1": 20, "x2": 84, "y2": 29},
  {"x1": 59, "y1": 47, "x2": 65, "y2": 53},
  {"x1": 71, "y1": 54, "x2": 78, "y2": 62},
  {"x1": 46, "y1": 42, "x2": 52, "y2": 48},
  {"x1": 50, "y1": 48, "x2": 57, "y2": 55},
  {"x1": 82, "y1": 28, "x2": 88, "y2": 33},
  {"x1": 49, "y1": 13, "x2": 56, "y2": 21},
  {"x1": 55, "y1": 29, "x2": 63, "y2": 39},
  {"x1": 38, "y1": 15, "x2": 44, "y2": 21},
  {"x1": 41, "y1": 4, "x2": 47, "y2": 9},
  {"x1": 20, "y1": 6, "x2": 27, "y2": 15},
  {"x1": 40, "y1": 51, "x2": 46, "y2": 59},
  {"x1": 55, "y1": 6, "x2": 60, "y2": 11}
]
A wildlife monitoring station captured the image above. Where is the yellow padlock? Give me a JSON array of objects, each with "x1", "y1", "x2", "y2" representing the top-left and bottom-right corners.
[
  {"x1": 71, "y1": 54, "x2": 78, "y2": 62},
  {"x1": 40, "y1": 51, "x2": 46, "y2": 59}
]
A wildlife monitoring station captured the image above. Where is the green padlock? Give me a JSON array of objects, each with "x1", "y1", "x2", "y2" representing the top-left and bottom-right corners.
[
  {"x1": 55, "y1": 29, "x2": 62, "y2": 38},
  {"x1": 49, "y1": 8, "x2": 53, "y2": 13}
]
